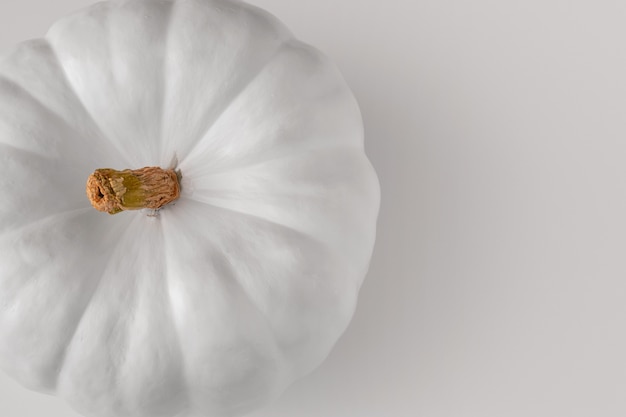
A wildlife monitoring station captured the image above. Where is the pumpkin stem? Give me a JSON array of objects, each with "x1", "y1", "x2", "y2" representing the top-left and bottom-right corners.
[{"x1": 86, "y1": 166, "x2": 181, "y2": 215}]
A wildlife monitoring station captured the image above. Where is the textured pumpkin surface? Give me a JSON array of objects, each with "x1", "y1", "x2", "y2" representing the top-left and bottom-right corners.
[{"x1": 0, "y1": 0, "x2": 379, "y2": 416}]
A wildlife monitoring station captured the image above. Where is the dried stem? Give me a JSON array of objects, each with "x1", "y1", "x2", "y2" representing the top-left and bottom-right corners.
[{"x1": 86, "y1": 167, "x2": 180, "y2": 214}]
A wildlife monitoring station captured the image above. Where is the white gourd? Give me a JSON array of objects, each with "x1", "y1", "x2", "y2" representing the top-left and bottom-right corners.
[{"x1": 0, "y1": 0, "x2": 379, "y2": 416}]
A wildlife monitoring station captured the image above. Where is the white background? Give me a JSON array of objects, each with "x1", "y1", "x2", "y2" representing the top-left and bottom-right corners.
[{"x1": 2, "y1": 0, "x2": 626, "y2": 416}]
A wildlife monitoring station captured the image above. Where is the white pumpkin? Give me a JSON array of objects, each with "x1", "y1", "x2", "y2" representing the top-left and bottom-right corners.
[{"x1": 0, "y1": 0, "x2": 379, "y2": 416}]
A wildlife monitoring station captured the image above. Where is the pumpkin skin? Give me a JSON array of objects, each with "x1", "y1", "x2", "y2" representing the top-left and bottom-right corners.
[{"x1": 0, "y1": 0, "x2": 379, "y2": 416}]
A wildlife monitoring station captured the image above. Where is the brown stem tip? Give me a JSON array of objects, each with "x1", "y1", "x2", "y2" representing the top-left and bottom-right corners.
[{"x1": 86, "y1": 166, "x2": 180, "y2": 214}]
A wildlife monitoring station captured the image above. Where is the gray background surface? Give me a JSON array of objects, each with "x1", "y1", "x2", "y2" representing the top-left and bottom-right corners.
[{"x1": 2, "y1": 0, "x2": 626, "y2": 416}]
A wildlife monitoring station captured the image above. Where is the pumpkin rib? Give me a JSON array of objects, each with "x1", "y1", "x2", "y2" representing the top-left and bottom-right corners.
[
  {"x1": 159, "y1": 200, "x2": 288, "y2": 415},
  {"x1": 0, "y1": 73, "x2": 111, "y2": 164},
  {"x1": 111, "y1": 217, "x2": 188, "y2": 416},
  {"x1": 0, "y1": 144, "x2": 92, "y2": 230},
  {"x1": 0, "y1": 140, "x2": 52, "y2": 163},
  {"x1": 157, "y1": 0, "x2": 194, "y2": 168},
  {"x1": 184, "y1": 197, "x2": 320, "y2": 247},
  {"x1": 104, "y1": 0, "x2": 176, "y2": 166},
  {"x1": 0, "y1": 208, "x2": 122, "y2": 393},
  {"x1": 46, "y1": 5, "x2": 150, "y2": 166},
  {"x1": 174, "y1": 198, "x2": 359, "y2": 378},
  {"x1": 211, "y1": 246, "x2": 294, "y2": 393},
  {"x1": 175, "y1": 38, "x2": 363, "y2": 178},
  {"x1": 181, "y1": 197, "x2": 351, "y2": 298},
  {"x1": 54, "y1": 214, "x2": 138, "y2": 392},
  {"x1": 0, "y1": 147, "x2": 92, "y2": 230},
  {"x1": 209, "y1": 246, "x2": 290, "y2": 373},
  {"x1": 0, "y1": 38, "x2": 126, "y2": 165},
  {"x1": 183, "y1": 146, "x2": 376, "y2": 262},
  {"x1": 0, "y1": 209, "x2": 93, "y2": 305},
  {"x1": 183, "y1": 144, "x2": 362, "y2": 182},
  {"x1": 159, "y1": 0, "x2": 293, "y2": 166},
  {"x1": 39, "y1": 38, "x2": 132, "y2": 166},
  {"x1": 157, "y1": 0, "x2": 177, "y2": 160},
  {"x1": 56, "y1": 215, "x2": 192, "y2": 417},
  {"x1": 159, "y1": 215, "x2": 192, "y2": 417},
  {"x1": 0, "y1": 206, "x2": 92, "y2": 239},
  {"x1": 177, "y1": 40, "x2": 289, "y2": 167}
]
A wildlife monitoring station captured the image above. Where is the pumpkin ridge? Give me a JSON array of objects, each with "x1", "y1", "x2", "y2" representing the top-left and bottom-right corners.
[
  {"x1": 0, "y1": 208, "x2": 119, "y2": 392},
  {"x1": 182, "y1": 144, "x2": 361, "y2": 181},
  {"x1": 101, "y1": 2, "x2": 147, "y2": 167},
  {"x1": 110, "y1": 216, "x2": 188, "y2": 416},
  {"x1": 0, "y1": 73, "x2": 110, "y2": 163},
  {"x1": 53, "y1": 214, "x2": 139, "y2": 392},
  {"x1": 157, "y1": 0, "x2": 181, "y2": 165},
  {"x1": 182, "y1": 198, "x2": 349, "y2": 290},
  {"x1": 177, "y1": 39, "x2": 289, "y2": 167},
  {"x1": 210, "y1": 247, "x2": 290, "y2": 374},
  {"x1": 175, "y1": 198, "x2": 358, "y2": 379},
  {"x1": 183, "y1": 158, "x2": 369, "y2": 256},
  {"x1": 174, "y1": 37, "x2": 363, "y2": 177},
  {"x1": 0, "y1": 209, "x2": 93, "y2": 309},
  {"x1": 0, "y1": 38, "x2": 126, "y2": 164},
  {"x1": 159, "y1": 213, "x2": 191, "y2": 416},
  {"x1": 0, "y1": 206, "x2": 91, "y2": 238},
  {"x1": 160, "y1": 199, "x2": 292, "y2": 412},
  {"x1": 0, "y1": 140, "x2": 52, "y2": 162},
  {"x1": 39, "y1": 37, "x2": 131, "y2": 166},
  {"x1": 185, "y1": 197, "x2": 320, "y2": 245},
  {"x1": 106, "y1": 0, "x2": 176, "y2": 165}
]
